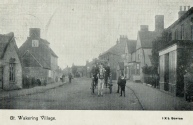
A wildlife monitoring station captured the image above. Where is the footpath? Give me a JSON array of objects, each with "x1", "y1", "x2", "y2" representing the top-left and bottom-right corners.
[
  {"x1": 127, "y1": 80, "x2": 193, "y2": 110},
  {"x1": 0, "y1": 81, "x2": 67, "y2": 99}
]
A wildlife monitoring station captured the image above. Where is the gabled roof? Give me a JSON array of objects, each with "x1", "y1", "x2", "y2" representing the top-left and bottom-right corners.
[
  {"x1": 127, "y1": 40, "x2": 137, "y2": 53},
  {"x1": 138, "y1": 31, "x2": 161, "y2": 48},
  {"x1": 100, "y1": 37, "x2": 128, "y2": 57}
]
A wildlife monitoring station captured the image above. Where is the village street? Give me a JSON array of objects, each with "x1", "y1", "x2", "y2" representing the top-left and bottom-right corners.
[{"x1": 0, "y1": 78, "x2": 142, "y2": 110}]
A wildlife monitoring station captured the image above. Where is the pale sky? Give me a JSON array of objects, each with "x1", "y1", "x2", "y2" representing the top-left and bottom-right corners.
[{"x1": 0, "y1": 0, "x2": 193, "y2": 69}]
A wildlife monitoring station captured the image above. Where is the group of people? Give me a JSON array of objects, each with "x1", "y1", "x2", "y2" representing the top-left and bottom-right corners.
[
  {"x1": 91, "y1": 62, "x2": 110, "y2": 97},
  {"x1": 91, "y1": 61, "x2": 126, "y2": 97},
  {"x1": 61, "y1": 73, "x2": 73, "y2": 83}
]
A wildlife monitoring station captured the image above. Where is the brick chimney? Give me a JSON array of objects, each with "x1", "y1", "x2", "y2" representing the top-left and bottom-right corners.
[
  {"x1": 140, "y1": 25, "x2": 148, "y2": 31},
  {"x1": 178, "y1": 6, "x2": 187, "y2": 18},
  {"x1": 155, "y1": 15, "x2": 164, "y2": 32},
  {"x1": 29, "y1": 28, "x2": 40, "y2": 38}
]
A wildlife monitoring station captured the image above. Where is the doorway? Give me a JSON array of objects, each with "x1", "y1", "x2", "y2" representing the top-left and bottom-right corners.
[{"x1": 164, "y1": 54, "x2": 169, "y2": 91}]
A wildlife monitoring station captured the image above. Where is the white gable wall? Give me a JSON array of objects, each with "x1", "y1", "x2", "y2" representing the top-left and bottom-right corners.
[{"x1": 3, "y1": 42, "x2": 22, "y2": 90}]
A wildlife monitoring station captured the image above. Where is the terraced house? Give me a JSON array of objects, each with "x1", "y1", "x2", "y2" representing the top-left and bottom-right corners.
[
  {"x1": 19, "y1": 28, "x2": 59, "y2": 85},
  {"x1": 123, "y1": 15, "x2": 164, "y2": 82}
]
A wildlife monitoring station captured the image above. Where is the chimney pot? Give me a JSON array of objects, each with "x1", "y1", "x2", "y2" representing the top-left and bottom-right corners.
[{"x1": 184, "y1": 6, "x2": 186, "y2": 11}]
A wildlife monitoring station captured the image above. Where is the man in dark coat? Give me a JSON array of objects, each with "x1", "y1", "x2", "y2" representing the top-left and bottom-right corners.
[
  {"x1": 119, "y1": 75, "x2": 126, "y2": 97},
  {"x1": 91, "y1": 64, "x2": 99, "y2": 88}
]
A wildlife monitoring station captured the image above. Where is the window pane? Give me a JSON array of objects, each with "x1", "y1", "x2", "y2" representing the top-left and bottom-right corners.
[{"x1": 9, "y1": 63, "x2": 15, "y2": 82}]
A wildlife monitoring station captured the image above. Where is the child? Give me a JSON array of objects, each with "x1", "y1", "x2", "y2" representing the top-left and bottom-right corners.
[{"x1": 119, "y1": 75, "x2": 126, "y2": 97}]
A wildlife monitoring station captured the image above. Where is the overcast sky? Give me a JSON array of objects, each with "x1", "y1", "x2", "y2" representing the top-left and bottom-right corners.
[{"x1": 0, "y1": 0, "x2": 193, "y2": 68}]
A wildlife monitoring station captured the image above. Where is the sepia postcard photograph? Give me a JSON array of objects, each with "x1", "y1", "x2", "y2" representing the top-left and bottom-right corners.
[{"x1": 0, "y1": 0, "x2": 193, "y2": 124}]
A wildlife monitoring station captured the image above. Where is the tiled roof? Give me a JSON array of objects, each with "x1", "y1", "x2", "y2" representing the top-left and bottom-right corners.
[
  {"x1": 167, "y1": 7, "x2": 193, "y2": 30},
  {"x1": 138, "y1": 31, "x2": 161, "y2": 48},
  {"x1": 0, "y1": 32, "x2": 19, "y2": 59},
  {"x1": 100, "y1": 37, "x2": 128, "y2": 56}
]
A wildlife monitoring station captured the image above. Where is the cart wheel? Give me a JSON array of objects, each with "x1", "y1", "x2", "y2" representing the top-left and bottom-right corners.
[
  {"x1": 110, "y1": 86, "x2": 112, "y2": 94},
  {"x1": 109, "y1": 84, "x2": 112, "y2": 94}
]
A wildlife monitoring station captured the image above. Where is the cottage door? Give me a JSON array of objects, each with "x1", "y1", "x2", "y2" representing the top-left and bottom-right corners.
[{"x1": 164, "y1": 54, "x2": 169, "y2": 91}]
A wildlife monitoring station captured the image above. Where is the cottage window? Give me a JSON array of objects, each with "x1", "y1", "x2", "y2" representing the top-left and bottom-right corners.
[
  {"x1": 168, "y1": 32, "x2": 172, "y2": 41},
  {"x1": 191, "y1": 17, "x2": 193, "y2": 23},
  {"x1": 9, "y1": 63, "x2": 15, "y2": 82},
  {"x1": 32, "y1": 40, "x2": 39, "y2": 47},
  {"x1": 181, "y1": 24, "x2": 184, "y2": 40},
  {"x1": 175, "y1": 29, "x2": 178, "y2": 40}
]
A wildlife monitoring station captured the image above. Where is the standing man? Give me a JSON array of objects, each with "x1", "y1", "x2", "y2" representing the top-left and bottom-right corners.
[
  {"x1": 117, "y1": 71, "x2": 123, "y2": 93},
  {"x1": 97, "y1": 63, "x2": 106, "y2": 97},
  {"x1": 91, "y1": 63, "x2": 99, "y2": 88},
  {"x1": 119, "y1": 75, "x2": 126, "y2": 97}
]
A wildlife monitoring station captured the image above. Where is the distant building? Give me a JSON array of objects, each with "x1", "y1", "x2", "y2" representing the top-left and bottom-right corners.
[
  {"x1": 73, "y1": 65, "x2": 85, "y2": 77},
  {"x1": 0, "y1": 32, "x2": 22, "y2": 90},
  {"x1": 19, "y1": 28, "x2": 59, "y2": 84},
  {"x1": 99, "y1": 36, "x2": 128, "y2": 80},
  {"x1": 159, "y1": 6, "x2": 193, "y2": 96}
]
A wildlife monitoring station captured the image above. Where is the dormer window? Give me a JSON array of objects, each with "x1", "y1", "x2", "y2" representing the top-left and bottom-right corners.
[
  {"x1": 32, "y1": 40, "x2": 39, "y2": 47},
  {"x1": 168, "y1": 32, "x2": 172, "y2": 41},
  {"x1": 191, "y1": 17, "x2": 193, "y2": 23},
  {"x1": 181, "y1": 24, "x2": 184, "y2": 40},
  {"x1": 175, "y1": 30, "x2": 178, "y2": 40}
]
